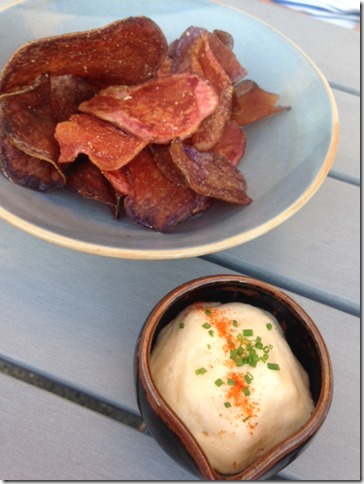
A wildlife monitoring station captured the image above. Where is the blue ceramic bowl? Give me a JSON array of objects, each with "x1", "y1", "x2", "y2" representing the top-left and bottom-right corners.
[{"x1": 135, "y1": 275, "x2": 333, "y2": 480}]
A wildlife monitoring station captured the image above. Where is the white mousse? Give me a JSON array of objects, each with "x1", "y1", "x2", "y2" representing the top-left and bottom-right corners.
[{"x1": 150, "y1": 302, "x2": 314, "y2": 474}]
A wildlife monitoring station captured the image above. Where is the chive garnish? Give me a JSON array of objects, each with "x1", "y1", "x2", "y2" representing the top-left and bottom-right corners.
[
  {"x1": 267, "y1": 363, "x2": 280, "y2": 371},
  {"x1": 232, "y1": 320, "x2": 238, "y2": 327},
  {"x1": 266, "y1": 323, "x2": 273, "y2": 331},
  {"x1": 244, "y1": 373, "x2": 254, "y2": 384},
  {"x1": 224, "y1": 402, "x2": 231, "y2": 408},
  {"x1": 179, "y1": 322, "x2": 184, "y2": 329},
  {"x1": 227, "y1": 378, "x2": 236, "y2": 386},
  {"x1": 202, "y1": 322, "x2": 211, "y2": 329},
  {"x1": 243, "y1": 387, "x2": 250, "y2": 396},
  {"x1": 215, "y1": 378, "x2": 224, "y2": 387},
  {"x1": 208, "y1": 329, "x2": 214, "y2": 337},
  {"x1": 243, "y1": 416, "x2": 250, "y2": 422},
  {"x1": 195, "y1": 367, "x2": 207, "y2": 375},
  {"x1": 204, "y1": 308, "x2": 212, "y2": 316},
  {"x1": 243, "y1": 329, "x2": 253, "y2": 337}
]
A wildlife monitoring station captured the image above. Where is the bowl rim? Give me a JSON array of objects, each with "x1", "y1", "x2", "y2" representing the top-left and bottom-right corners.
[{"x1": 137, "y1": 274, "x2": 333, "y2": 479}]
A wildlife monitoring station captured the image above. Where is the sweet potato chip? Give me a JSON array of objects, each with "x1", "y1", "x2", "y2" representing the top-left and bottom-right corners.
[
  {"x1": 0, "y1": 74, "x2": 59, "y2": 163},
  {"x1": 169, "y1": 138, "x2": 252, "y2": 205},
  {"x1": 170, "y1": 28, "x2": 234, "y2": 151},
  {"x1": 150, "y1": 144, "x2": 188, "y2": 186},
  {"x1": 232, "y1": 80, "x2": 290, "y2": 126},
  {"x1": 50, "y1": 75, "x2": 98, "y2": 123},
  {"x1": 0, "y1": 131, "x2": 65, "y2": 191},
  {"x1": 0, "y1": 17, "x2": 168, "y2": 93},
  {"x1": 55, "y1": 113, "x2": 147, "y2": 171},
  {"x1": 67, "y1": 159, "x2": 120, "y2": 218},
  {"x1": 79, "y1": 73, "x2": 219, "y2": 143},
  {"x1": 103, "y1": 167, "x2": 131, "y2": 196},
  {"x1": 124, "y1": 148, "x2": 210, "y2": 232},
  {"x1": 210, "y1": 120, "x2": 246, "y2": 166},
  {"x1": 171, "y1": 26, "x2": 246, "y2": 84}
]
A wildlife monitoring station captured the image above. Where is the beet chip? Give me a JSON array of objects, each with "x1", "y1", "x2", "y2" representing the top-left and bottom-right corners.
[
  {"x1": 0, "y1": 17, "x2": 168, "y2": 93},
  {"x1": 0, "y1": 132, "x2": 65, "y2": 191},
  {"x1": 79, "y1": 73, "x2": 219, "y2": 143},
  {"x1": 169, "y1": 138, "x2": 252, "y2": 205},
  {"x1": 55, "y1": 114, "x2": 147, "y2": 171},
  {"x1": 67, "y1": 159, "x2": 121, "y2": 218},
  {"x1": 124, "y1": 148, "x2": 210, "y2": 232},
  {"x1": 232, "y1": 80, "x2": 290, "y2": 126},
  {"x1": 210, "y1": 120, "x2": 246, "y2": 166},
  {"x1": 0, "y1": 74, "x2": 59, "y2": 163}
]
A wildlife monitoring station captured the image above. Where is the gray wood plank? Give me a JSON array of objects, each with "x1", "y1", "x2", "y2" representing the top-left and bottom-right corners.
[
  {"x1": 215, "y1": 0, "x2": 360, "y2": 93},
  {"x1": 0, "y1": 220, "x2": 360, "y2": 480},
  {"x1": 329, "y1": 89, "x2": 360, "y2": 185},
  {"x1": 0, "y1": 373, "x2": 195, "y2": 480},
  {"x1": 206, "y1": 177, "x2": 360, "y2": 316}
]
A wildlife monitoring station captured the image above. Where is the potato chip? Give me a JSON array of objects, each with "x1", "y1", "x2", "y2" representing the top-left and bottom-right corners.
[
  {"x1": 150, "y1": 144, "x2": 188, "y2": 186},
  {"x1": 55, "y1": 113, "x2": 147, "y2": 171},
  {"x1": 169, "y1": 138, "x2": 252, "y2": 205},
  {"x1": 67, "y1": 159, "x2": 120, "y2": 218},
  {"x1": 50, "y1": 75, "x2": 98, "y2": 123},
  {"x1": 102, "y1": 167, "x2": 131, "y2": 196},
  {"x1": 210, "y1": 120, "x2": 246, "y2": 166},
  {"x1": 0, "y1": 131, "x2": 65, "y2": 191},
  {"x1": 124, "y1": 148, "x2": 210, "y2": 232},
  {"x1": 79, "y1": 73, "x2": 219, "y2": 143},
  {"x1": 0, "y1": 74, "x2": 59, "y2": 163},
  {"x1": 232, "y1": 80, "x2": 290, "y2": 126},
  {"x1": 0, "y1": 17, "x2": 168, "y2": 93}
]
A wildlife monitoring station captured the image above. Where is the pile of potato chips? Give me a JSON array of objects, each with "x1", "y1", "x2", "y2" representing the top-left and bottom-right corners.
[{"x1": 0, "y1": 17, "x2": 288, "y2": 231}]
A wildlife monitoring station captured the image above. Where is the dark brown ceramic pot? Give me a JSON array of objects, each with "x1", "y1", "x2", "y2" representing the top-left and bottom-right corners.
[{"x1": 134, "y1": 275, "x2": 333, "y2": 480}]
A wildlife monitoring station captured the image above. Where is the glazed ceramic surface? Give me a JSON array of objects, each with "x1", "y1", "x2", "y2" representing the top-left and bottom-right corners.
[
  {"x1": 0, "y1": 0, "x2": 338, "y2": 259},
  {"x1": 135, "y1": 275, "x2": 333, "y2": 480}
]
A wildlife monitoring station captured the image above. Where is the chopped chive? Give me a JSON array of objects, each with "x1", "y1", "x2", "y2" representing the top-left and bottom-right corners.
[
  {"x1": 204, "y1": 308, "x2": 212, "y2": 316},
  {"x1": 227, "y1": 378, "x2": 236, "y2": 386},
  {"x1": 208, "y1": 329, "x2": 214, "y2": 337},
  {"x1": 266, "y1": 323, "x2": 273, "y2": 331},
  {"x1": 267, "y1": 363, "x2": 280, "y2": 371},
  {"x1": 179, "y1": 322, "x2": 184, "y2": 329},
  {"x1": 243, "y1": 387, "x2": 251, "y2": 396},
  {"x1": 224, "y1": 401, "x2": 231, "y2": 408},
  {"x1": 215, "y1": 378, "x2": 224, "y2": 387},
  {"x1": 243, "y1": 416, "x2": 250, "y2": 422},
  {"x1": 195, "y1": 367, "x2": 207, "y2": 375},
  {"x1": 243, "y1": 329, "x2": 253, "y2": 337},
  {"x1": 232, "y1": 320, "x2": 238, "y2": 327},
  {"x1": 230, "y1": 348, "x2": 238, "y2": 359},
  {"x1": 244, "y1": 373, "x2": 254, "y2": 384},
  {"x1": 202, "y1": 322, "x2": 211, "y2": 329},
  {"x1": 207, "y1": 344, "x2": 211, "y2": 350}
]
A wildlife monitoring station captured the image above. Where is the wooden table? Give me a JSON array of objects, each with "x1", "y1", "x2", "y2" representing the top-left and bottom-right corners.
[{"x1": 0, "y1": 0, "x2": 359, "y2": 480}]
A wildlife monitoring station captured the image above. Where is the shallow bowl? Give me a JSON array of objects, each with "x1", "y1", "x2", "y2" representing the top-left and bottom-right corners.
[{"x1": 135, "y1": 274, "x2": 333, "y2": 480}]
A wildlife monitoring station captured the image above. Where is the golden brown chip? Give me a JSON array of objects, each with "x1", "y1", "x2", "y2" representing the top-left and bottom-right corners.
[
  {"x1": 232, "y1": 80, "x2": 290, "y2": 126},
  {"x1": 0, "y1": 17, "x2": 168, "y2": 93},
  {"x1": 55, "y1": 113, "x2": 147, "y2": 171},
  {"x1": 169, "y1": 138, "x2": 252, "y2": 205},
  {"x1": 124, "y1": 148, "x2": 210, "y2": 232},
  {"x1": 79, "y1": 74, "x2": 219, "y2": 143}
]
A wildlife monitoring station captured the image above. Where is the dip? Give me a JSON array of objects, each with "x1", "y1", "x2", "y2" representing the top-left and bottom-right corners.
[{"x1": 150, "y1": 302, "x2": 314, "y2": 475}]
